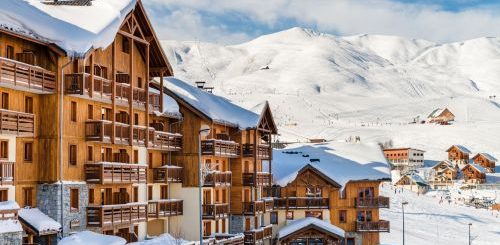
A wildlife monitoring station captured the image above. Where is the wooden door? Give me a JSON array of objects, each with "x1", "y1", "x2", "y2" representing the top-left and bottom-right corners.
[{"x1": 203, "y1": 189, "x2": 211, "y2": 204}]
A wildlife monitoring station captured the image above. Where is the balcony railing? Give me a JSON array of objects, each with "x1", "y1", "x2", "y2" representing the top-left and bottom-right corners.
[
  {"x1": 132, "y1": 126, "x2": 149, "y2": 146},
  {"x1": 244, "y1": 225, "x2": 273, "y2": 244},
  {"x1": 85, "y1": 120, "x2": 131, "y2": 145},
  {"x1": 0, "y1": 109, "x2": 35, "y2": 136},
  {"x1": 0, "y1": 161, "x2": 14, "y2": 186},
  {"x1": 149, "y1": 93, "x2": 161, "y2": 111},
  {"x1": 242, "y1": 200, "x2": 265, "y2": 215},
  {"x1": 202, "y1": 203, "x2": 229, "y2": 219},
  {"x1": 0, "y1": 57, "x2": 56, "y2": 93},
  {"x1": 87, "y1": 203, "x2": 147, "y2": 228},
  {"x1": 84, "y1": 162, "x2": 147, "y2": 184},
  {"x1": 149, "y1": 131, "x2": 182, "y2": 151},
  {"x1": 64, "y1": 73, "x2": 112, "y2": 100},
  {"x1": 242, "y1": 144, "x2": 272, "y2": 159},
  {"x1": 153, "y1": 166, "x2": 183, "y2": 183},
  {"x1": 148, "y1": 199, "x2": 183, "y2": 218},
  {"x1": 201, "y1": 139, "x2": 240, "y2": 158},
  {"x1": 132, "y1": 88, "x2": 147, "y2": 106},
  {"x1": 356, "y1": 220, "x2": 390, "y2": 232},
  {"x1": 273, "y1": 197, "x2": 329, "y2": 209},
  {"x1": 242, "y1": 172, "x2": 272, "y2": 187},
  {"x1": 355, "y1": 196, "x2": 390, "y2": 208},
  {"x1": 205, "y1": 234, "x2": 245, "y2": 245},
  {"x1": 204, "y1": 171, "x2": 232, "y2": 187}
]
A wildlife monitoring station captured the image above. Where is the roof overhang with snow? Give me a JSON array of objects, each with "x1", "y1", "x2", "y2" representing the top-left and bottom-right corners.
[{"x1": 278, "y1": 217, "x2": 345, "y2": 242}]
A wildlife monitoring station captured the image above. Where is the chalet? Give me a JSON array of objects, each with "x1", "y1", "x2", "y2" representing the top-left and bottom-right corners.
[
  {"x1": 461, "y1": 164, "x2": 487, "y2": 184},
  {"x1": 271, "y1": 142, "x2": 391, "y2": 245},
  {"x1": 427, "y1": 108, "x2": 455, "y2": 124},
  {"x1": 472, "y1": 153, "x2": 497, "y2": 173},
  {"x1": 430, "y1": 160, "x2": 457, "y2": 189},
  {"x1": 158, "y1": 77, "x2": 278, "y2": 243},
  {"x1": 383, "y1": 148, "x2": 425, "y2": 171},
  {"x1": 446, "y1": 145, "x2": 471, "y2": 166},
  {"x1": 394, "y1": 174, "x2": 429, "y2": 194}
]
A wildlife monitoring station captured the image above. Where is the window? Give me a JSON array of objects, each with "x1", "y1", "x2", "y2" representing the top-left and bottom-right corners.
[
  {"x1": 286, "y1": 211, "x2": 294, "y2": 220},
  {"x1": 102, "y1": 147, "x2": 112, "y2": 162},
  {"x1": 245, "y1": 218, "x2": 251, "y2": 231},
  {"x1": 137, "y1": 77, "x2": 143, "y2": 88},
  {"x1": 0, "y1": 189, "x2": 8, "y2": 202},
  {"x1": 221, "y1": 219, "x2": 226, "y2": 233},
  {"x1": 346, "y1": 238, "x2": 355, "y2": 245},
  {"x1": 203, "y1": 221, "x2": 211, "y2": 236},
  {"x1": 357, "y1": 187, "x2": 374, "y2": 198},
  {"x1": 270, "y1": 212, "x2": 278, "y2": 224},
  {"x1": 70, "y1": 188, "x2": 79, "y2": 212},
  {"x1": 122, "y1": 37, "x2": 130, "y2": 54},
  {"x1": 6, "y1": 45, "x2": 14, "y2": 59},
  {"x1": 133, "y1": 187, "x2": 138, "y2": 202},
  {"x1": 87, "y1": 146, "x2": 93, "y2": 162},
  {"x1": 305, "y1": 211, "x2": 323, "y2": 219},
  {"x1": 0, "y1": 141, "x2": 8, "y2": 159},
  {"x1": 339, "y1": 210, "x2": 347, "y2": 223},
  {"x1": 87, "y1": 104, "x2": 93, "y2": 120},
  {"x1": 88, "y1": 188, "x2": 95, "y2": 204},
  {"x1": 70, "y1": 101, "x2": 77, "y2": 122},
  {"x1": 215, "y1": 220, "x2": 220, "y2": 233},
  {"x1": 134, "y1": 113, "x2": 139, "y2": 125},
  {"x1": 161, "y1": 153, "x2": 168, "y2": 165},
  {"x1": 356, "y1": 210, "x2": 372, "y2": 222},
  {"x1": 23, "y1": 188, "x2": 33, "y2": 207},
  {"x1": 25, "y1": 96, "x2": 33, "y2": 113},
  {"x1": 148, "y1": 153, "x2": 153, "y2": 168},
  {"x1": 134, "y1": 150, "x2": 139, "y2": 163},
  {"x1": 306, "y1": 186, "x2": 322, "y2": 197},
  {"x1": 69, "y1": 144, "x2": 77, "y2": 166},
  {"x1": 160, "y1": 185, "x2": 168, "y2": 199},
  {"x1": 24, "y1": 142, "x2": 33, "y2": 162},
  {"x1": 148, "y1": 186, "x2": 153, "y2": 201},
  {"x1": 1, "y1": 93, "x2": 8, "y2": 110}
]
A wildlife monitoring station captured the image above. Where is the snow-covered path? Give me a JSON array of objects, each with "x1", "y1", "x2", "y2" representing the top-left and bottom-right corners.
[{"x1": 380, "y1": 183, "x2": 500, "y2": 245}]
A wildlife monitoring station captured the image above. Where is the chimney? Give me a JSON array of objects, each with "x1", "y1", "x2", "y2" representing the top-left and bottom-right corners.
[{"x1": 195, "y1": 81, "x2": 206, "y2": 89}]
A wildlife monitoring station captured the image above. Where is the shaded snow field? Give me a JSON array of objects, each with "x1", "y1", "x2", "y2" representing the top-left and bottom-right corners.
[{"x1": 380, "y1": 183, "x2": 500, "y2": 245}]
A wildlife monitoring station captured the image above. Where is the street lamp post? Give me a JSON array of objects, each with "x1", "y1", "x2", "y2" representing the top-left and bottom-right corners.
[
  {"x1": 198, "y1": 125, "x2": 211, "y2": 245},
  {"x1": 402, "y1": 201, "x2": 408, "y2": 245},
  {"x1": 468, "y1": 223, "x2": 472, "y2": 245}
]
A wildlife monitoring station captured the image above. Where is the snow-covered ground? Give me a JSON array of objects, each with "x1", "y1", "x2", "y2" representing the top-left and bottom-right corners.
[{"x1": 380, "y1": 183, "x2": 500, "y2": 245}]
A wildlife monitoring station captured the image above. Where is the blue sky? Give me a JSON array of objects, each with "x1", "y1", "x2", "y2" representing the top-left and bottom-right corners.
[{"x1": 143, "y1": 0, "x2": 500, "y2": 44}]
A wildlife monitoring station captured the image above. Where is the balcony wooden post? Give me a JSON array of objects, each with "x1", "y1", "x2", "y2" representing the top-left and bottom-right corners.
[
  {"x1": 160, "y1": 72, "x2": 164, "y2": 112},
  {"x1": 89, "y1": 54, "x2": 94, "y2": 98},
  {"x1": 129, "y1": 37, "x2": 134, "y2": 149},
  {"x1": 145, "y1": 43, "x2": 150, "y2": 147},
  {"x1": 13, "y1": 63, "x2": 17, "y2": 86},
  {"x1": 111, "y1": 39, "x2": 116, "y2": 144}
]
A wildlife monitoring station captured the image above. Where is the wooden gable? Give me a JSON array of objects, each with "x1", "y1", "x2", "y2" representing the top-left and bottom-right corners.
[
  {"x1": 285, "y1": 165, "x2": 342, "y2": 189},
  {"x1": 279, "y1": 223, "x2": 344, "y2": 243},
  {"x1": 256, "y1": 101, "x2": 278, "y2": 134}
]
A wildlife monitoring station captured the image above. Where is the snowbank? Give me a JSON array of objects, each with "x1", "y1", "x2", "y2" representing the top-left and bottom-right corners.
[
  {"x1": 278, "y1": 217, "x2": 344, "y2": 239},
  {"x1": 18, "y1": 208, "x2": 61, "y2": 234},
  {"x1": 0, "y1": 201, "x2": 20, "y2": 211},
  {"x1": 0, "y1": 220, "x2": 22, "y2": 233},
  {"x1": 129, "y1": 233, "x2": 191, "y2": 245},
  {"x1": 273, "y1": 141, "x2": 390, "y2": 188},
  {"x1": 0, "y1": 0, "x2": 136, "y2": 57},
  {"x1": 59, "y1": 231, "x2": 126, "y2": 245},
  {"x1": 163, "y1": 77, "x2": 260, "y2": 129}
]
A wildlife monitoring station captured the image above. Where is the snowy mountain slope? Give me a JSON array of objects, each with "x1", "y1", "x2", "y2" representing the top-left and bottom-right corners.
[{"x1": 160, "y1": 27, "x2": 500, "y2": 158}]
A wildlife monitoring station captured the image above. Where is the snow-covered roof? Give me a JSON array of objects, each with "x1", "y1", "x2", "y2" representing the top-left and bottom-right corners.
[
  {"x1": 447, "y1": 145, "x2": 471, "y2": 154},
  {"x1": 0, "y1": 0, "x2": 136, "y2": 57},
  {"x1": 18, "y1": 208, "x2": 61, "y2": 234},
  {"x1": 59, "y1": 231, "x2": 126, "y2": 245},
  {"x1": 432, "y1": 160, "x2": 454, "y2": 169},
  {"x1": 403, "y1": 174, "x2": 428, "y2": 186},
  {"x1": 0, "y1": 201, "x2": 20, "y2": 211},
  {"x1": 0, "y1": 220, "x2": 23, "y2": 234},
  {"x1": 163, "y1": 77, "x2": 261, "y2": 129},
  {"x1": 150, "y1": 87, "x2": 182, "y2": 119},
  {"x1": 474, "y1": 153, "x2": 497, "y2": 162},
  {"x1": 428, "y1": 108, "x2": 445, "y2": 118},
  {"x1": 465, "y1": 164, "x2": 487, "y2": 173},
  {"x1": 129, "y1": 233, "x2": 192, "y2": 245},
  {"x1": 278, "y1": 217, "x2": 344, "y2": 240},
  {"x1": 272, "y1": 142, "x2": 391, "y2": 188}
]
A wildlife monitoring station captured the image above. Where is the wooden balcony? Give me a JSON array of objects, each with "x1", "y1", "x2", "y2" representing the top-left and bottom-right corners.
[
  {"x1": 204, "y1": 171, "x2": 232, "y2": 187},
  {"x1": 86, "y1": 203, "x2": 147, "y2": 228},
  {"x1": 132, "y1": 87, "x2": 147, "y2": 106},
  {"x1": 202, "y1": 203, "x2": 229, "y2": 219},
  {"x1": 356, "y1": 220, "x2": 390, "y2": 232},
  {"x1": 242, "y1": 172, "x2": 272, "y2": 187},
  {"x1": 242, "y1": 144, "x2": 272, "y2": 160},
  {"x1": 206, "y1": 234, "x2": 245, "y2": 245},
  {"x1": 201, "y1": 139, "x2": 240, "y2": 158},
  {"x1": 64, "y1": 73, "x2": 112, "y2": 100},
  {"x1": 149, "y1": 93, "x2": 161, "y2": 111},
  {"x1": 355, "y1": 196, "x2": 390, "y2": 208},
  {"x1": 85, "y1": 120, "x2": 131, "y2": 144},
  {"x1": 242, "y1": 200, "x2": 265, "y2": 215},
  {"x1": 84, "y1": 162, "x2": 146, "y2": 184},
  {"x1": 149, "y1": 130, "x2": 182, "y2": 151},
  {"x1": 131, "y1": 126, "x2": 149, "y2": 146},
  {"x1": 244, "y1": 225, "x2": 273, "y2": 244},
  {"x1": 0, "y1": 109, "x2": 34, "y2": 137},
  {"x1": 147, "y1": 199, "x2": 183, "y2": 218},
  {"x1": 0, "y1": 57, "x2": 56, "y2": 93},
  {"x1": 0, "y1": 161, "x2": 14, "y2": 185},
  {"x1": 152, "y1": 166, "x2": 183, "y2": 183},
  {"x1": 273, "y1": 197, "x2": 329, "y2": 209}
]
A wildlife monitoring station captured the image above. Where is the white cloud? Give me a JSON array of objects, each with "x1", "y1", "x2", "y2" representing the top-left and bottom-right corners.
[{"x1": 143, "y1": 0, "x2": 500, "y2": 43}]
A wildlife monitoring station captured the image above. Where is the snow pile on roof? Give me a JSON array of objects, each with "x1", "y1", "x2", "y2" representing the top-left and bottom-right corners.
[
  {"x1": 0, "y1": 0, "x2": 136, "y2": 57},
  {"x1": 278, "y1": 217, "x2": 344, "y2": 239},
  {"x1": 163, "y1": 77, "x2": 260, "y2": 129},
  {"x1": 467, "y1": 163, "x2": 487, "y2": 173},
  {"x1": 0, "y1": 201, "x2": 20, "y2": 211},
  {"x1": 476, "y1": 153, "x2": 497, "y2": 162},
  {"x1": 405, "y1": 174, "x2": 428, "y2": 186},
  {"x1": 448, "y1": 145, "x2": 472, "y2": 154},
  {"x1": 432, "y1": 160, "x2": 454, "y2": 169},
  {"x1": 59, "y1": 231, "x2": 126, "y2": 245},
  {"x1": 428, "y1": 108, "x2": 447, "y2": 118},
  {"x1": 18, "y1": 208, "x2": 61, "y2": 233},
  {"x1": 129, "y1": 233, "x2": 192, "y2": 245},
  {"x1": 273, "y1": 141, "x2": 390, "y2": 187},
  {"x1": 150, "y1": 87, "x2": 182, "y2": 118},
  {"x1": 0, "y1": 219, "x2": 22, "y2": 234}
]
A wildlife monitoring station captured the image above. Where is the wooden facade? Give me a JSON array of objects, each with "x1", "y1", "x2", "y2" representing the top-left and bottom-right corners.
[
  {"x1": 461, "y1": 164, "x2": 486, "y2": 184},
  {"x1": 472, "y1": 153, "x2": 496, "y2": 173},
  {"x1": 446, "y1": 145, "x2": 470, "y2": 165},
  {"x1": 271, "y1": 165, "x2": 389, "y2": 245}
]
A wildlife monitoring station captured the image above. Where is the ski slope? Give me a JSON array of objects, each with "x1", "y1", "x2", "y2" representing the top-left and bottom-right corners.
[{"x1": 380, "y1": 183, "x2": 500, "y2": 245}]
